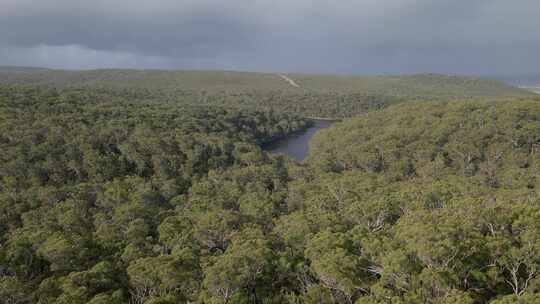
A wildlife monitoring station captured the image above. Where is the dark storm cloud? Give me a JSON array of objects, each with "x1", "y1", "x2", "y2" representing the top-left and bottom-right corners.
[
  {"x1": 1, "y1": 1, "x2": 258, "y2": 58},
  {"x1": 1, "y1": 0, "x2": 539, "y2": 74}
]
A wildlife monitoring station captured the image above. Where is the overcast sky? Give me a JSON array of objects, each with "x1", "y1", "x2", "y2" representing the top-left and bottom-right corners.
[{"x1": 1, "y1": 0, "x2": 539, "y2": 75}]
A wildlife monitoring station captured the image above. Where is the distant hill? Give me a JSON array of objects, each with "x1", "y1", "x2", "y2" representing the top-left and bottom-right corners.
[
  {"x1": 491, "y1": 75, "x2": 540, "y2": 95},
  {"x1": 0, "y1": 67, "x2": 531, "y2": 96},
  {"x1": 291, "y1": 73, "x2": 532, "y2": 97},
  {"x1": 0, "y1": 67, "x2": 535, "y2": 118},
  {"x1": 492, "y1": 74, "x2": 540, "y2": 86},
  {"x1": 0, "y1": 66, "x2": 51, "y2": 73}
]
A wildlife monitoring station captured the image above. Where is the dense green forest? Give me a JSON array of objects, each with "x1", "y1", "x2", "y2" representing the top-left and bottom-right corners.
[
  {"x1": 0, "y1": 85, "x2": 309, "y2": 303},
  {"x1": 1, "y1": 74, "x2": 540, "y2": 304},
  {"x1": 302, "y1": 99, "x2": 540, "y2": 303},
  {"x1": 0, "y1": 68, "x2": 534, "y2": 118}
]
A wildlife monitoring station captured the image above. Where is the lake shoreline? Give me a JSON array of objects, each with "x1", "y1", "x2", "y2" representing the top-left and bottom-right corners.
[
  {"x1": 263, "y1": 119, "x2": 335, "y2": 161},
  {"x1": 258, "y1": 119, "x2": 315, "y2": 148}
]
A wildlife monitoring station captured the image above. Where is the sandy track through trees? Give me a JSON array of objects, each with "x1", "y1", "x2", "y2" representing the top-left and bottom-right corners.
[{"x1": 278, "y1": 74, "x2": 301, "y2": 88}]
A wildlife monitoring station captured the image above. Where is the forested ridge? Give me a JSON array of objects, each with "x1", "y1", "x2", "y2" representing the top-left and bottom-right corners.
[
  {"x1": 1, "y1": 78, "x2": 540, "y2": 304},
  {"x1": 0, "y1": 68, "x2": 534, "y2": 118}
]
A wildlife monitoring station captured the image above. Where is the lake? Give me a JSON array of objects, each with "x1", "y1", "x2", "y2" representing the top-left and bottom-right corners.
[{"x1": 264, "y1": 120, "x2": 334, "y2": 161}]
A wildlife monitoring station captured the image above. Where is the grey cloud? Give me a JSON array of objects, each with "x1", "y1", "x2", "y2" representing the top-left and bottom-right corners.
[{"x1": 0, "y1": 0, "x2": 539, "y2": 74}]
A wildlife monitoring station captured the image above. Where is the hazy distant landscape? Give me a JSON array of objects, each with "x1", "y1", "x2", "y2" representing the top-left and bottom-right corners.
[
  {"x1": 2, "y1": 0, "x2": 540, "y2": 303},
  {"x1": 0, "y1": 66, "x2": 530, "y2": 95},
  {"x1": 1, "y1": 66, "x2": 540, "y2": 304},
  {"x1": 517, "y1": 85, "x2": 540, "y2": 95},
  {"x1": 0, "y1": 67, "x2": 534, "y2": 119},
  {"x1": 520, "y1": 86, "x2": 540, "y2": 94}
]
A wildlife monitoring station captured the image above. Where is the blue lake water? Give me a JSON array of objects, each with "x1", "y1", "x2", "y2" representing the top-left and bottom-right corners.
[{"x1": 264, "y1": 120, "x2": 334, "y2": 161}]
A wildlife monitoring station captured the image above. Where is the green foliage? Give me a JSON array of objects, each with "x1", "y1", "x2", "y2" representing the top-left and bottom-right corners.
[
  {"x1": 202, "y1": 227, "x2": 272, "y2": 303},
  {"x1": 0, "y1": 85, "x2": 306, "y2": 303},
  {"x1": 127, "y1": 255, "x2": 200, "y2": 303},
  {"x1": 1, "y1": 83, "x2": 540, "y2": 303},
  {"x1": 295, "y1": 98, "x2": 540, "y2": 303},
  {"x1": 0, "y1": 69, "x2": 533, "y2": 118},
  {"x1": 0, "y1": 276, "x2": 30, "y2": 304}
]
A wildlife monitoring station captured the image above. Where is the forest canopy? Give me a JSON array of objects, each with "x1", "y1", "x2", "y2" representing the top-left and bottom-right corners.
[
  {"x1": 0, "y1": 68, "x2": 534, "y2": 118},
  {"x1": 1, "y1": 79, "x2": 540, "y2": 304}
]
